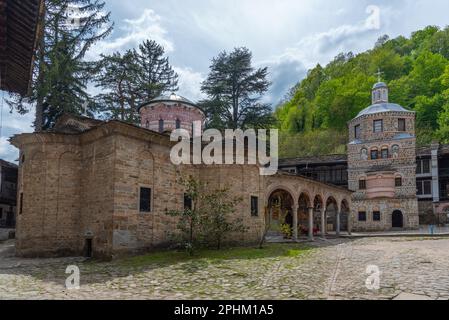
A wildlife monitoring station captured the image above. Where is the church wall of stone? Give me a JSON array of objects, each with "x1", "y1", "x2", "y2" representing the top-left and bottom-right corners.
[
  {"x1": 351, "y1": 199, "x2": 419, "y2": 231},
  {"x1": 110, "y1": 134, "x2": 200, "y2": 255},
  {"x1": 78, "y1": 134, "x2": 116, "y2": 259},
  {"x1": 15, "y1": 137, "x2": 84, "y2": 257},
  {"x1": 347, "y1": 84, "x2": 420, "y2": 232},
  {"x1": 198, "y1": 165, "x2": 266, "y2": 245}
]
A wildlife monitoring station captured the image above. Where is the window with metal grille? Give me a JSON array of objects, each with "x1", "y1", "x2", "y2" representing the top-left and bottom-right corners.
[
  {"x1": 139, "y1": 187, "x2": 152, "y2": 212},
  {"x1": 359, "y1": 179, "x2": 366, "y2": 190}
]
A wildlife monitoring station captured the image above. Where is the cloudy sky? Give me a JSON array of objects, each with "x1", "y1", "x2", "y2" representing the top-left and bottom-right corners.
[{"x1": 1, "y1": 0, "x2": 449, "y2": 162}]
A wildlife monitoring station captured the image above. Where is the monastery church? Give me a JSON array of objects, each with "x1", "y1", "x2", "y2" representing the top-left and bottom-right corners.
[{"x1": 10, "y1": 81, "x2": 421, "y2": 259}]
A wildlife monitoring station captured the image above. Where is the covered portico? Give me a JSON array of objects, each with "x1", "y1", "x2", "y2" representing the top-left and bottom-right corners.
[{"x1": 265, "y1": 173, "x2": 353, "y2": 241}]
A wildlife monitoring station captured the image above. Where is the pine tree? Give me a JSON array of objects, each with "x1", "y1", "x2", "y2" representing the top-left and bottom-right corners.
[
  {"x1": 8, "y1": 0, "x2": 113, "y2": 131},
  {"x1": 94, "y1": 39, "x2": 179, "y2": 124},
  {"x1": 94, "y1": 50, "x2": 140, "y2": 123},
  {"x1": 134, "y1": 40, "x2": 179, "y2": 104},
  {"x1": 200, "y1": 47, "x2": 274, "y2": 130}
]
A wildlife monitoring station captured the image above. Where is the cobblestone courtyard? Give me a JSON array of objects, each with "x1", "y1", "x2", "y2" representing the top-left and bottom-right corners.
[{"x1": 1, "y1": 237, "x2": 449, "y2": 300}]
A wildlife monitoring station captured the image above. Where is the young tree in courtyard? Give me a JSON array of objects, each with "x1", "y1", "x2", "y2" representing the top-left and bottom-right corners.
[
  {"x1": 200, "y1": 188, "x2": 247, "y2": 250},
  {"x1": 166, "y1": 176, "x2": 202, "y2": 256},
  {"x1": 200, "y1": 47, "x2": 274, "y2": 130}
]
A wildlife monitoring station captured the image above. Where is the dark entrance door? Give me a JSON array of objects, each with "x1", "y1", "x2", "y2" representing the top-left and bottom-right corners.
[
  {"x1": 85, "y1": 239, "x2": 93, "y2": 258},
  {"x1": 392, "y1": 210, "x2": 404, "y2": 228}
]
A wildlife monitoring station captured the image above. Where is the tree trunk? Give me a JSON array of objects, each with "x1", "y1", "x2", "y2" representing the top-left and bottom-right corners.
[{"x1": 34, "y1": 2, "x2": 46, "y2": 132}]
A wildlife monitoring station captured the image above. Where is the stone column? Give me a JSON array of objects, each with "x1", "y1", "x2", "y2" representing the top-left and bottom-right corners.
[
  {"x1": 308, "y1": 207, "x2": 314, "y2": 241},
  {"x1": 321, "y1": 208, "x2": 326, "y2": 239},
  {"x1": 336, "y1": 210, "x2": 341, "y2": 237},
  {"x1": 293, "y1": 204, "x2": 298, "y2": 241}
]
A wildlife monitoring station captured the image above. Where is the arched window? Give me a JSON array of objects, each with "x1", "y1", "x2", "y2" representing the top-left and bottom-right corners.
[
  {"x1": 176, "y1": 119, "x2": 181, "y2": 129},
  {"x1": 145, "y1": 120, "x2": 150, "y2": 129},
  {"x1": 370, "y1": 148, "x2": 379, "y2": 160},
  {"x1": 159, "y1": 119, "x2": 164, "y2": 133},
  {"x1": 381, "y1": 147, "x2": 389, "y2": 159}
]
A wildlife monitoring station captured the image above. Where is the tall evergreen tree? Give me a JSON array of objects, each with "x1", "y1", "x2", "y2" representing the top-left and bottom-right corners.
[
  {"x1": 134, "y1": 40, "x2": 179, "y2": 104},
  {"x1": 8, "y1": 0, "x2": 113, "y2": 131},
  {"x1": 94, "y1": 50, "x2": 140, "y2": 123},
  {"x1": 94, "y1": 39, "x2": 179, "y2": 124},
  {"x1": 200, "y1": 47, "x2": 273, "y2": 130}
]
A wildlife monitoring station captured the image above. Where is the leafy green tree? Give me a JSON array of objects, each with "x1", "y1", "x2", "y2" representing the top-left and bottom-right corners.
[
  {"x1": 200, "y1": 188, "x2": 247, "y2": 250},
  {"x1": 276, "y1": 25, "x2": 449, "y2": 157},
  {"x1": 166, "y1": 176, "x2": 202, "y2": 256},
  {"x1": 200, "y1": 47, "x2": 273, "y2": 130},
  {"x1": 8, "y1": 0, "x2": 113, "y2": 131}
]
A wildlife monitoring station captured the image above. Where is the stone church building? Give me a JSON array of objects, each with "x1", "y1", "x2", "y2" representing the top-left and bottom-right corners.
[
  {"x1": 10, "y1": 94, "x2": 352, "y2": 259},
  {"x1": 9, "y1": 78, "x2": 434, "y2": 259}
]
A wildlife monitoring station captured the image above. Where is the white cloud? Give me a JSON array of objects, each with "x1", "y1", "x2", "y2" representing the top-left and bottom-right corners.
[
  {"x1": 0, "y1": 100, "x2": 34, "y2": 163},
  {"x1": 279, "y1": 5, "x2": 384, "y2": 69},
  {"x1": 86, "y1": 9, "x2": 174, "y2": 60},
  {"x1": 174, "y1": 67, "x2": 205, "y2": 102}
]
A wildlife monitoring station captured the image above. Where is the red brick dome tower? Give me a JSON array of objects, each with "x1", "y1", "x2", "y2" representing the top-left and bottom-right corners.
[{"x1": 138, "y1": 93, "x2": 205, "y2": 136}]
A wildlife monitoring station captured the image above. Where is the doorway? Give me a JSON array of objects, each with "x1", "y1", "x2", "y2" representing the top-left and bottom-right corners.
[{"x1": 392, "y1": 210, "x2": 404, "y2": 229}]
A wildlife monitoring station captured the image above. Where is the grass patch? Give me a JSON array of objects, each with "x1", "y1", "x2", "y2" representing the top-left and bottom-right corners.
[{"x1": 119, "y1": 243, "x2": 313, "y2": 268}]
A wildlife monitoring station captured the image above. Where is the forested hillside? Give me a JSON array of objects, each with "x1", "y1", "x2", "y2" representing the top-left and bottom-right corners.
[{"x1": 276, "y1": 26, "x2": 449, "y2": 158}]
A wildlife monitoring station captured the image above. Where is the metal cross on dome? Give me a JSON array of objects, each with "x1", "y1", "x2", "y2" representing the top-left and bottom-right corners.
[{"x1": 374, "y1": 68, "x2": 384, "y2": 82}]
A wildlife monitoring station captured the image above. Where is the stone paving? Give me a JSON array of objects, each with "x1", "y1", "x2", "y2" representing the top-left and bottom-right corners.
[{"x1": 1, "y1": 237, "x2": 449, "y2": 300}]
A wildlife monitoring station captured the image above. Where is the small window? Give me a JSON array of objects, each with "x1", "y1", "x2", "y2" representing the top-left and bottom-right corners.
[
  {"x1": 395, "y1": 177, "x2": 403, "y2": 187},
  {"x1": 371, "y1": 149, "x2": 379, "y2": 160},
  {"x1": 139, "y1": 187, "x2": 152, "y2": 212},
  {"x1": 184, "y1": 194, "x2": 193, "y2": 211},
  {"x1": 373, "y1": 120, "x2": 383, "y2": 133},
  {"x1": 381, "y1": 148, "x2": 389, "y2": 159},
  {"x1": 354, "y1": 125, "x2": 361, "y2": 139},
  {"x1": 373, "y1": 211, "x2": 381, "y2": 221},
  {"x1": 359, "y1": 179, "x2": 367, "y2": 190},
  {"x1": 159, "y1": 119, "x2": 164, "y2": 133},
  {"x1": 358, "y1": 212, "x2": 367, "y2": 222},
  {"x1": 145, "y1": 121, "x2": 150, "y2": 129},
  {"x1": 19, "y1": 193, "x2": 24, "y2": 215},
  {"x1": 176, "y1": 119, "x2": 181, "y2": 129},
  {"x1": 398, "y1": 118, "x2": 406, "y2": 132},
  {"x1": 251, "y1": 196, "x2": 259, "y2": 217}
]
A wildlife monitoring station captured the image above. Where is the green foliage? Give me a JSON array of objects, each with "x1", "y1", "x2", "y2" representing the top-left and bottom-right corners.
[
  {"x1": 200, "y1": 47, "x2": 275, "y2": 130},
  {"x1": 167, "y1": 176, "x2": 247, "y2": 254},
  {"x1": 166, "y1": 176, "x2": 202, "y2": 256},
  {"x1": 277, "y1": 25, "x2": 449, "y2": 155},
  {"x1": 8, "y1": 0, "x2": 113, "y2": 130},
  {"x1": 279, "y1": 129, "x2": 348, "y2": 158},
  {"x1": 200, "y1": 189, "x2": 247, "y2": 250},
  {"x1": 280, "y1": 224, "x2": 292, "y2": 239},
  {"x1": 94, "y1": 40, "x2": 179, "y2": 124}
]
